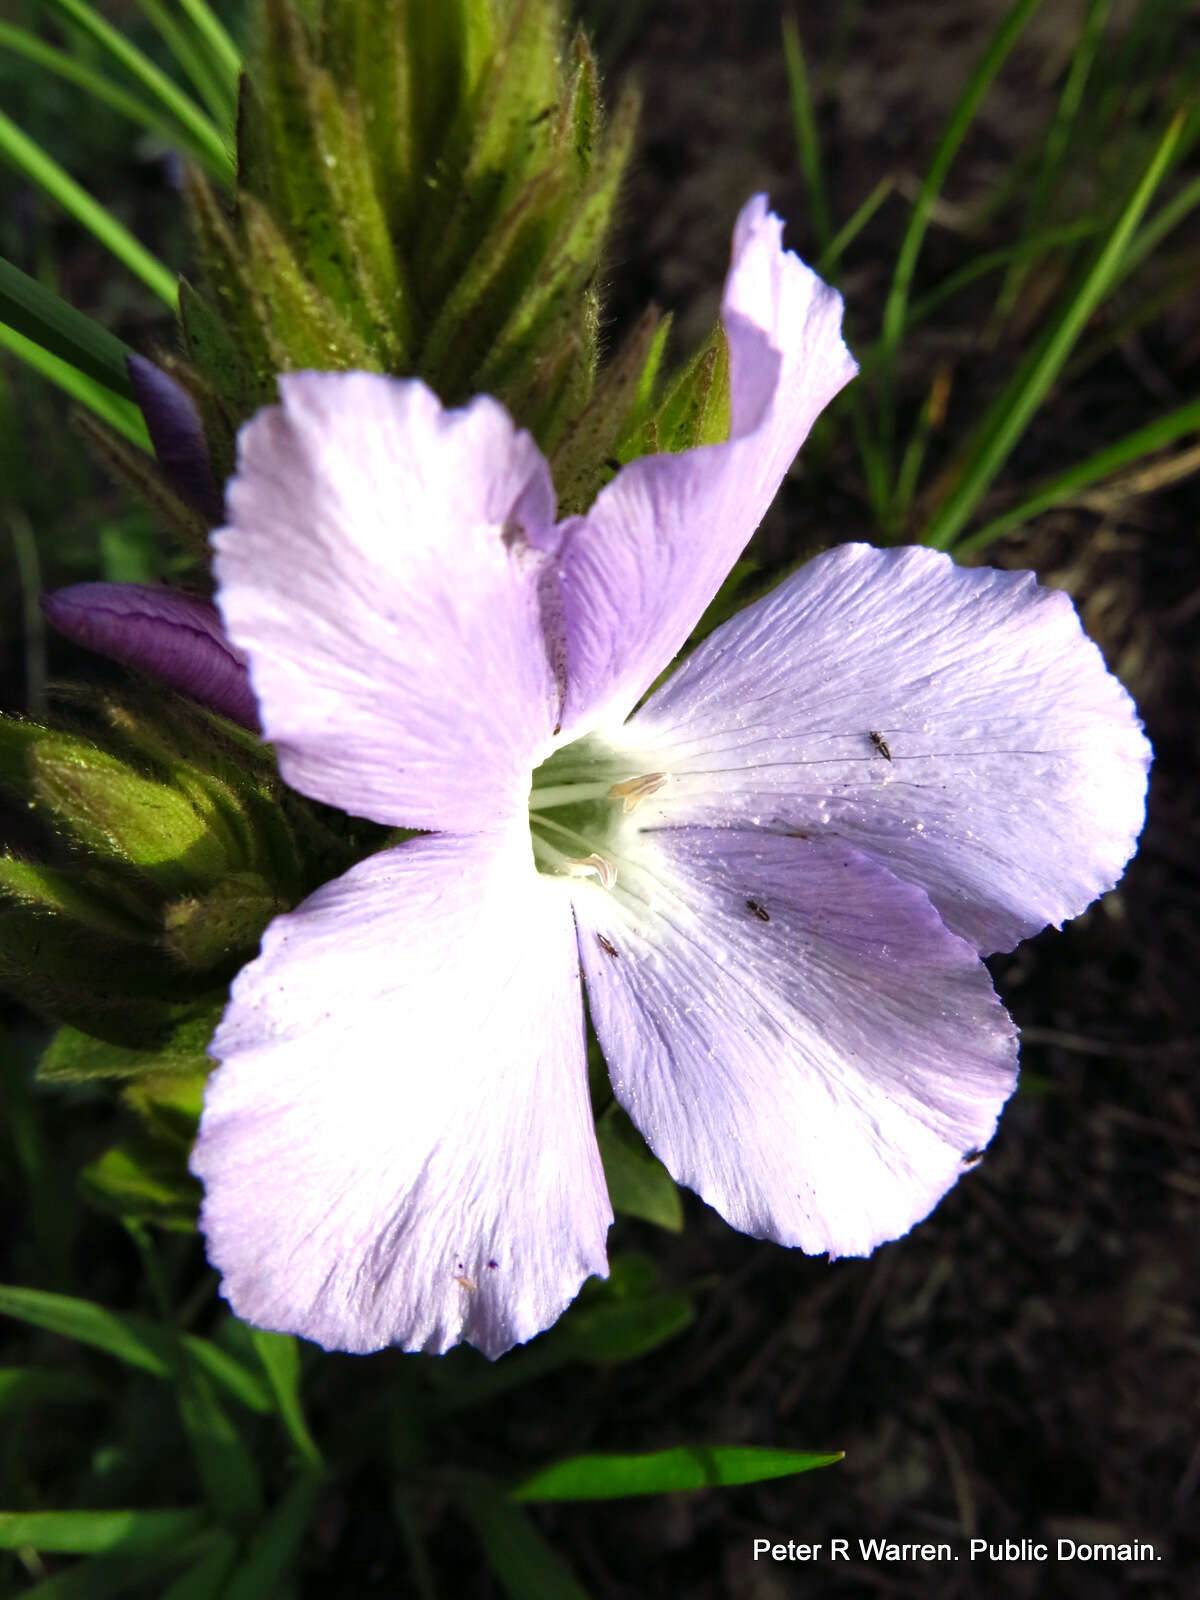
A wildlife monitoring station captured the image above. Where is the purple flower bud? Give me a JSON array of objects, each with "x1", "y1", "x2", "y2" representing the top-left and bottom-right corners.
[
  {"x1": 126, "y1": 355, "x2": 223, "y2": 525},
  {"x1": 42, "y1": 583, "x2": 259, "y2": 731}
]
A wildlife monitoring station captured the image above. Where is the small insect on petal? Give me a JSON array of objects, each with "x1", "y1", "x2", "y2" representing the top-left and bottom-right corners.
[
  {"x1": 596, "y1": 933, "x2": 620, "y2": 959},
  {"x1": 745, "y1": 898, "x2": 771, "y2": 922},
  {"x1": 869, "y1": 730, "x2": 892, "y2": 761}
]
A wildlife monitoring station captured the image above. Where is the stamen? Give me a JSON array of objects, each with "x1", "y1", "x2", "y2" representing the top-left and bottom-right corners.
[
  {"x1": 607, "y1": 772, "x2": 667, "y2": 813},
  {"x1": 565, "y1": 851, "x2": 618, "y2": 890}
]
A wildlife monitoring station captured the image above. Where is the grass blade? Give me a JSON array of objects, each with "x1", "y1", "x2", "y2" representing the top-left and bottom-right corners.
[
  {"x1": 0, "y1": 110, "x2": 178, "y2": 306},
  {"x1": 462, "y1": 1483, "x2": 589, "y2": 1600},
  {"x1": 0, "y1": 1366, "x2": 103, "y2": 1411},
  {"x1": 132, "y1": 0, "x2": 236, "y2": 127},
  {"x1": 158, "y1": 1532, "x2": 238, "y2": 1600},
  {"x1": 46, "y1": 0, "x2": 233, "y2": 183},
  {"x1": 0, "y1": 1284, "x2": 272, "y2": 1412},
  {"x1": 816, "y1": 175, "x2": 894, "y2": 279},
  {"x1": 907, "y1": 219, "x2": 1100, "y2": 327},
  {"x1": 220, "y1": 1476, "x2": 321, "y2": 1600},
  {"x1": 0, "y1": 257, "x2": 135, "y2": 395},
  {"x1": 176, "y1": 0, "x2": 242, "y2": 86},
  {"x1": 877, "y1": 0, "x2": 1044, "y2": 431},
  {"x1": 0, "y1": 321, "x2": 149, "y2": 447},
  {"x1": 921, "y1": 111, "x2": 1186, "y2": 551},
  {"x1": 0, "y1": 1507, "x2": 206, "y2": 1555},
  {"x1": 249, "y1": 1329, "x2": 323, "y2": 1470},
  {"x1": 0, "y1": 21, "x2": 218, "y2": 169},
  {"x1": 512, "y1": 1445, "x2": 844, "y2": 1501},
  {"x1": 992, "y1": 0, "x2": 1112, "y2": 323},
  {"x1": 955, "y1": 396, "x2": 1200, "y2": 555},
  {"x1": 1118, "y1": 170, "x2": 1200, "y2": 285},
  {"x1": 781, "y1": 14, "x2": 832, "y2": 255}
]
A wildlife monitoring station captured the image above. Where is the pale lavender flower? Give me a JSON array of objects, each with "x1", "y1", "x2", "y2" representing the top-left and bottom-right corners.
[{"x1": 188, "y1": 197, "x2": 1150, "y2": 1358}]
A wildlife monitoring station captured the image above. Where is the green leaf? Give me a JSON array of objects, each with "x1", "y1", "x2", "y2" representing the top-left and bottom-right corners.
[
  {"x1": 176, "y1": 1362, "x2": 264, "y2": 1530},
  {"x1": 0, "y1": 1365, "x2": 104, "y2": 1413},
  {"x1": 816, "y1": 175, "x2": 895, "y2": 279},
  {"x1": 878, "y1": 0, "x2": 1045, "y2": 372},
  {"x1": 781, "y1": 15, "x2": 832, "y2": 255},
  {"x1": 21, "y1": 731, "x2": 237, "y2": 893},
  {"x1": 0, "y1": 1286, "x2": 272, "y2": 1414},
  {"x1": 0, "y1": 109, "x2": 178, "y2": 306},
  {"x1": 176, "y1": 0, "x2": 242, "y2": 89},
  {"x1": 427, "y1": 1255, "x2": 691, "y2": 1415},
  {"x1": 80, "y1": 1138, "x2": 202, "y2": 1232},
  {"x1": 249, "y1": 1329, "x2": 323, "y2": 1469},
  {"x1": 651, "y1": 325, "x2": 731, "y2": 454},
  {"x1": 0, "y1": 321, "x2": 150, "y2": 449},
  {"x1": 133, "y1": 0, "x2": 237, "y2": 127},
  {"x1": 992, "y1": 0, "x2": 1112, "y2": 323},
  {"x1": 956, "y1": 395, "x2": 1200, "y2": 555},
  {"x1": 922, "y1": 110, "x2": 1186, "y2": 551},
  {"x1": 595, "y1": 1106, "x2": 681, "y2": 1231},
  {"x1": 0, "y1": 856, "x2": 146, "y2": 942},
  {"x1": 46, "y1": 0, "x2": 233, "y2": 182},
  {"x1": 220, "y1": 1475, "x2": 321, "y2": 1600},
  {"x1": 20, "y1": 1550, "x2": 205, "y2": 1600},
  {"x1": 0, "y1": 1285, "x2": 179, "y2": 1379},
  {"x1": 512, "y1": 1444, "x2": 844, "y2": 1502},
  {"x1": 462, "y1": 1483, "x2": 589, "y2": 1600},
  {"x1": 162, "y1": 873, "x2": 285, "y2": 972},
  {"x1": 0, "y1": 1507, "x2": 207, "y2": 1555},
  {"x1": 158, "y1": 1532, "x2": 239, "y2": 1600},
  {"x1": 39, "y1": 1009, "x2": 218, "y2": 1086},
  {"x1": 0, "y1": 258, "x2": 135, "y2": 396},
  {"x1": 0, "y1": 21, "x2": 204, "y2": 164},
  {"x1": 552, "y1": 1287, "x2": 693, "y2": 1365}
]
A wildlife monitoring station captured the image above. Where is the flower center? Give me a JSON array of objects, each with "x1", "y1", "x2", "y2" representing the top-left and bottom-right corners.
[{"x1": 528, "y1": 736, "x2": 667, "y2": 889}]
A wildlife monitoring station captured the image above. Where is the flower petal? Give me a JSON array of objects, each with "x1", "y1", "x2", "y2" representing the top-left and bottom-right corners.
[
  {"x1": 214, "y1": 373, "x2": 560, "y2": 831},
  {"x1": 622, "y1": 544, "x2": 1151, "y2": 954},
  {"x1": 575, "y1": 826, "x2": 1017, "y2": 1257},
  {"x1": 192, "y1": 827, "x2": 611, "y2": 1358},
  {"x1": 41, "y1": 582, "x2": 259, "y2": 729},
  {"x1": 127, "y1": 355, "x2": 222, "y2": 523},
  {"x1": 553, "y1": 195, "x2": 857, "y2": 738}
]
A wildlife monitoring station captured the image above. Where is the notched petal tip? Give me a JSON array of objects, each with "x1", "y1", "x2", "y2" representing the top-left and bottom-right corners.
[{"x1": 554, "y1": 196, "x2": 859, "y2": 739}]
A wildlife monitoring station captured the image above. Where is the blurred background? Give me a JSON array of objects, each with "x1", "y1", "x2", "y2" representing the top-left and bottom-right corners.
[{"x1": 2, "y1": 1, "x2": 1198, "y2": 1594}]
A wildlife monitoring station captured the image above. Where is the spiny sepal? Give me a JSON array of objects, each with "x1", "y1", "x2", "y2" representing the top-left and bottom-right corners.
[{"x1": 179, "y1": 0, "x2": 636, "y2": 464}]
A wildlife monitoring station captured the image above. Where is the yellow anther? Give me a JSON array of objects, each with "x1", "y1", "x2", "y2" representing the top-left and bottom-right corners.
[{"x1": 607, "y1": 772, "x2": 667, "y2": 813}]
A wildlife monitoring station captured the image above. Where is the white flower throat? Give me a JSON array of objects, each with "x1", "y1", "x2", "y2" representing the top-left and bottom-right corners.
[{"x1": 527, "y1": 735, "x2": 667, "y2": 890}]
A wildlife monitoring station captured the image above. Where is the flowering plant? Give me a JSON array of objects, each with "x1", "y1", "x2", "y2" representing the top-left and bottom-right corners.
[{"x1": 1, "y1": 0, "x2": 1185, "y2": 1587}]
